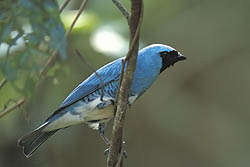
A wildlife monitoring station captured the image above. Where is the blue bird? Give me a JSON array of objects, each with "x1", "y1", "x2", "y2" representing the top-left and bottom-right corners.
[{"x1": 18, "y1": 44, "x2": 186, "y2": 157}]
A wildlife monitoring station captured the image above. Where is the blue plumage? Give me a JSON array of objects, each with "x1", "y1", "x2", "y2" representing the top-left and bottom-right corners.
[
  {"x1": 18, "y1": 44, "x2": 186, "y2": 157},
  {"x1": 59, "y1": 58, "x2": 122, "y2": 108}
]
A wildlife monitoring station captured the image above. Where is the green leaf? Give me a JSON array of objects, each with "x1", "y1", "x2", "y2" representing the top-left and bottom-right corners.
[
  {"x1": 3, "y1": 57, "x2": 18, "y2": 81},
  {"x1": 0, "y1": 21, "x2": 13, "y2": 44},
  {"x1": 0, "y1": 0, "x2": 67, "y2": 97}
]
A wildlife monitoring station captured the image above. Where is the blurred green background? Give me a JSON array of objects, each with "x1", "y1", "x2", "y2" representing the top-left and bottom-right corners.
[{"x1": 1, "y1": 0, "x2": 250, "y2": 166}]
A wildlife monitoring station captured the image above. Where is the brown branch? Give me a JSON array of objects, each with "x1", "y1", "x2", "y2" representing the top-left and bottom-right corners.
[
  {"x1": 107, "y1": 0, "x2": 144, "y2": 167},
  {"x1": 59, "y1": 0, "x2": 71, "y2": 13},
  {"x1": 0, "y1": 98, "x2": 25, "y2": 119},
  {"x1": 112, "y1": 0, "x2": 130, "y2": 21},
  {"x1": 115, "y1": 144, "x2": 125, "y2": 167},
  {"x1": 0, "y1": 78, "x2": 7, "y2": 90},
  {"x1": 114, "y1": 0, "x2": 144, "y2": 104},
  {"x1": 65, "y1": 0, "x2": 88, "y2": 37},
  {"x1": 125, "y1": 2, "x2": 143, "y2": 61},
  {"x1": 75, "y1": 49, "x2": 105, "y2": 101},
  {"x1": 39, "y1": 0, "x2": 89, "y2": 77}
]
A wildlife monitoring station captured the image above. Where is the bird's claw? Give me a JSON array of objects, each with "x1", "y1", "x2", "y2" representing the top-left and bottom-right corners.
[
  {"x1": 104, "y1": 148, "x2": 109, "y2": 156},
  {"x1": 104, "y1": 148, "x2": 128, "y2": 158},
  {"x1": 123, "y1": 150, "x2": 128, "y2": 158},
  {"x1": 128, "y1": 101, "x2": 132, "y2": 107}
]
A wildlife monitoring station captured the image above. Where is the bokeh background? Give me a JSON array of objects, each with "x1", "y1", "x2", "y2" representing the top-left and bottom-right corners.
[{"x1": 1, "y1": 0, "x2": 250, "y2": 166}]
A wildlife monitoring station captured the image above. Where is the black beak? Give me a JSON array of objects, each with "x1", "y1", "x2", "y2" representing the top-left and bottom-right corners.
[
  {"x1": 170, "y1": 53, "x2": 186, "y2": 66},
  {"x1": 177, "y1": 53, "x2": 186, "y2": 61}
]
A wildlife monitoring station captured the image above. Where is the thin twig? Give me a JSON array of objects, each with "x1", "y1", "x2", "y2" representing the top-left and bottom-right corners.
[
  {"x1": 39, "y1": 0, "x2": 89, "y2": 77},
  {"x1": 114, "y1": 0, "x2": 144, "y2": 93},
  {"x1": 112, "y1": 0, "x2": 130, "y2": 21},
  {"x1": 75, "y1": 49, "x2": 105, "y2": 101},
  {"x1": 0, "y1": 78, "x2": 7, "y2": 90},
  {"x1": 125, "y1": 1, "x2": 144, "y2": 61},
  {"x1": 39, "y1": 50, "x2": 57, "y2": 77},
  {"x1": 114, "y1": 0, "x2": 143, "y2": 108},
  {"x1": 59, "y1": 0, "x2": 71, "y2": 13},
  {"x1": 107, "y1": 0, "x2": 143, "y2": 166},
  {"x1": 65, "y1": 0, "x2": 88, "y2": 37},
  {"x1": 112, "y1": 59, "x2": 126, "y2": 115},
  {"x1": 115, "y1": 146, "x2": 124, "y2": 167},
  {"x1": 118, "y1": 59, "x2": 126, "y2": 89},
  {"x1": 0, "y1": 98, "x2": 25, "y2": 118}
]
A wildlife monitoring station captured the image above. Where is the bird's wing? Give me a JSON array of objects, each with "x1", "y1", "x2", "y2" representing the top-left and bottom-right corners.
[{"x1": 57, "y1": 57, "x2": 123, "y2": 111}]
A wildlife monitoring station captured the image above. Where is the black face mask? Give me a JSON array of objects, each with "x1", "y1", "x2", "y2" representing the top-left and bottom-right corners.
[{"x1": 159, "y1": 50, "x2": 186, "y2": 73}]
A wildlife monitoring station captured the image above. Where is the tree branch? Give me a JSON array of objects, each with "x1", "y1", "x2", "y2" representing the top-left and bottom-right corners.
[
  {"x1": 65, "y1": 0, "x2": 88, "y2": 37},
  {"x1": 59, "y1": 0, "x2": 71, "y2": 13},
  {"x1": 0, "y1": 98, "x2": 25, "y2": 119},
  {"x1": 0, "y1": 78, "x2": 7, "y2": 90},
  {"x1": 107, "y1": 0, "x2": 144, "y2": 166},
  {"x1": 39, "y1": 0, "x2": 89, "y2": 77},
  {"x1": 112, "y1": 0, "x2": 130, "y2": 21}
]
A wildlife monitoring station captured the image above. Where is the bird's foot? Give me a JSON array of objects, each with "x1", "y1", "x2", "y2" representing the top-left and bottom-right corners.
[
  {"x1": 127, "y1": 101, "x2": 132, "y2": 107},
  {"x1": 97, "y1": 99, "x2": 115, "y2": 109},
  {"x1": 104, "y1": 148, "x2": 128, "y2": 159},
  {"x1": 104, "y1": 141, "x2": 127, "y2": 158}
]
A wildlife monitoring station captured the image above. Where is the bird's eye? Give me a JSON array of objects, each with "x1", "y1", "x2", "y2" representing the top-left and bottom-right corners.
[
  {"x1": 161, "y1": 51, "x2": 165, "y2": 55},
  {"x1": 160, "y1": 51, "x2": 168, "y2": 56}
]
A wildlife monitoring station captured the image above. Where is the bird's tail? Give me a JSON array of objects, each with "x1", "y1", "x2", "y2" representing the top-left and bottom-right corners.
[{"x1": 18, "y1": 123, "x2": 58, "y2": 158}]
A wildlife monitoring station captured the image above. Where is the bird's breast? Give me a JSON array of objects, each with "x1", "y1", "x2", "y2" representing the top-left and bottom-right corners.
[{"x1": 44, "y1": 93, "x2": 138, "y2": 131}]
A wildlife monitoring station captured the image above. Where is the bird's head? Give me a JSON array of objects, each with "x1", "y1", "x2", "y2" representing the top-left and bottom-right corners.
[{"x1": 139, "y1": 44, "x2": 186, "y2": 74}]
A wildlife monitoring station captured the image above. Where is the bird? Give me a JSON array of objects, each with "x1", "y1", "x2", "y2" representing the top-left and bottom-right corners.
[{"x1": 18, "y1": 44, "x2": 186, "y2": 158}]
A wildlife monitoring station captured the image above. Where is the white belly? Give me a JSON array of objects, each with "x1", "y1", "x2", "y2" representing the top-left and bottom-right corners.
[
  {"x1": 44, "y1": 98, "x2": 114, "y2": 131},
  {"x1": 44, "y1": 95, "x2": 138, "y2": 131}
]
